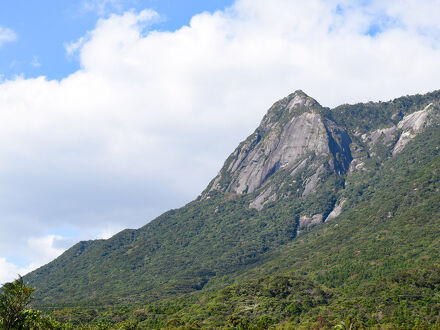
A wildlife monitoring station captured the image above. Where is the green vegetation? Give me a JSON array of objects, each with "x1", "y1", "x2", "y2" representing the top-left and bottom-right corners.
[
  {"x1": 331, "y1": 90, "x2": 440, "y2": 134},
  {"x1": 0, "y1": 276, "x2": 34, "y2": 329},
  {"x1": 22, "y1": 90, "x2": 440, "y2": 328},
  {"x1": 0, "y1": 276, "x2": 61, "y2": 329},
  {"x1": 25, "y1": 165, "x2": 342, "y2": 305}
]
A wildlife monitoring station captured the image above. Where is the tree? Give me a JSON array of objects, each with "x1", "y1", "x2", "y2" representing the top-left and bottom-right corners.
[{"x1": 0, "y1": 275, "x2": 34, "y2": 329}]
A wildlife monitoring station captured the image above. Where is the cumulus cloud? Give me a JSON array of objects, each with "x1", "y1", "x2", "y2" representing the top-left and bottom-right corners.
[
  {"x1": 1, "y1": 0, "x2": 440, "y2": 283},
  {"x1": 0, "y1": 258, "x2": 23, "y2": 285},
  {"x1": 0, "y1": 27, "x2": 16, "y2": 47},
  {"x1": 0, "y1": 235, "x2": 64, "y2": 285}
]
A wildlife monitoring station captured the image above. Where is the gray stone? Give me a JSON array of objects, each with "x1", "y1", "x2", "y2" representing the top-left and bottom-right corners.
[
  {"x1": 249, "y1": 187, "x2": 277, "y2": 210},
  {"x1": 299, "y1": 214, "x2": 323, "y2": 229},
  {"x1": 204, "y1": 90, "x2": 352, "y2": 207},
  {"x1": 325, "y1": 199, "x2": 346, "y2": 221},
  {"x1": 392, "y1": 104, "x2": 432, "y2": 156},
  {"x1": 302, "y1": 165, "x2": 325, "y2": 196}
]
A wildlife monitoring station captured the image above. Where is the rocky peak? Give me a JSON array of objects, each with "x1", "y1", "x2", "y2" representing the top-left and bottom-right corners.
[
  {"x1": 286, "y1": 90, "x2": 319, "y2": 110},
  {"x1": 203, "y1": 91, "x2": 352, "y2": 209},
  {"x1": 259, "y1": 90, "x2": 321, "y2": 128}
]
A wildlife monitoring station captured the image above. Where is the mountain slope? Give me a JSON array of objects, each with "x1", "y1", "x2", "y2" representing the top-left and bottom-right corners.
[
  {"x1": 187, "y1": 124, "x2": 440, "y2": 327},
  {"x1": 25, "y1": 90, "x2": 440, "y2": 311},
  {"x1": 48, "y1": 124, "x2": 440, "y2": 328}
]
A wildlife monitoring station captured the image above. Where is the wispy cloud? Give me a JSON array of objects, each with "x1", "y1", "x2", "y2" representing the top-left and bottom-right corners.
[
  {"x1": 64, "y1": 35, "x2": 89, "y2": 58},
  {"x1": 30, "y1": 56, "x2": 41, "y2": 68},
  {"x1": 0, "y1": 27, "x2": 17, "y2": 47},
  {"x1": 80, "y1": 0, "x2": 127, "y2": 16}
]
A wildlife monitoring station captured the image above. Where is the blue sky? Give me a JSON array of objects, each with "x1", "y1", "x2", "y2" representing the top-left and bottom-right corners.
[
  {"x1": 1, "y1": 0, "x2": 440, "y2": 283},
  {"x1": 0, "y1": 0, "x2": 232, "y2": 80}
]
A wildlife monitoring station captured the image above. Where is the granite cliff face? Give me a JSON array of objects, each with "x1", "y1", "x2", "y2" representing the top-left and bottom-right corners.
[
  {"x1": 203, "y1": 90, "x2": 440, "y2": 215},
  {"x1": 203, "y1": 90, "x2": 352, "y2": 210},
  {"x1": 349, "y1": 101, "x2": 439, "y2": 174}
]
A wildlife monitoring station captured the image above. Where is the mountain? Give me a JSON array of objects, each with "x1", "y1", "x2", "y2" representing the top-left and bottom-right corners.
[
  {"x1": 204, "y1": 91, "x2": 351, "y2": 198},
  {"x1": 24, "y1": 90, "x2": 440, "y2": 327}
]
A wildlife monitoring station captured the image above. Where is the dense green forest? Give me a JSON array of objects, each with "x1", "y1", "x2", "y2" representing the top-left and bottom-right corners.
[{"x1": 15, "y1": 90, "x2": 440, "y2": 328}]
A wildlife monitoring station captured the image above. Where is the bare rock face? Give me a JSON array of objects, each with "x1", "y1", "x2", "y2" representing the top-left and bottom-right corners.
[
  {"x1": 226, "y1": 111, "x2": 328, "y2": 195},
  {"x1": 358, "y1": 102, "x2": 435, "y2": 158},
  {"x1": 299, "y1": 214, "x2": 323, "y2": 229},
  {"x1": 203, "y1": 90, "x2": 352, "y2": 207},
  {"x1": 325, "y1": 199, "x2": 346, "y2": 221},
  {"x1": 248, "y1": 187, "x2": 276, "y2": 210},
  {"x1": 363, "y1": 127, "x2": 397, "y2": 147},
  {"x1": 392, "y1": 104, "x2": 433, "y2": 155},
  {"x1": 203, "y1": 90, "x2": 438, "y2": 212}
]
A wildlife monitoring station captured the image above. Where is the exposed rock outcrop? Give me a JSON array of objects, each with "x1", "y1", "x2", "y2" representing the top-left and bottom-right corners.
[
  {"x1": 302, "y1": 164, "x2": 325, "y2": 196},
  {"x1": 249, "y1": 187, "x2": 276, "y2": 210},
  {"x1": 203, "y1": 91, "x2": 352, "y2": 208},
  {"x1": 392, "y1": 104, "x2": 433, "y2": 155},
  {"x1": 299, "y1": 214, "x2": 323, "y2": 229},
  {"x1": 325, "y1": 199, "x2": 346, "y2": 221},
  {"x1": 357, "y1": 103, "x2": 435, "y2": 158},
  {"x1": 363, "y1": 127, "x2": 397, "y2": 147},
  {"x1": 203, "y1": 90, "x2": 438, "y2": 212}
]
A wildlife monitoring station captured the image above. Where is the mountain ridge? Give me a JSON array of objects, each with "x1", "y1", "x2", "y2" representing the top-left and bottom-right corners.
[{"x1": 24, "y1": 89, "x2": 440, "y2": 313}]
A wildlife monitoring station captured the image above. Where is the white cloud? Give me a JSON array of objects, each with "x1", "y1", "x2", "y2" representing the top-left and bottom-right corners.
[
  {"x1": 64, "y1": 36, "x2": 88, "y2": 58},
  {"x1": 0, "y1": 27, "x2": 16, "y2": 47},
  {"x1": 80, "y1": 0, "x2": 137, "y2": 16},
  {"x1": 65, "y1": 10, "x2": 158, "y2": 58},
  {"x1": 30, "y1": 56, "x2": 41, "y2": 68},
  {"x1": 0, "y1": 235, "x2": 64, "y2": 284},
  {"x1": 97, "y1": 224, "x2": 126, "y2": 239},
  {"x1": 82, "y1": 0, "x2": 121, "y2": 15},
  {"x1": 1, "y1": 0, "x2": 440, "y2": 281},
  {"x1": 26, "y1": 235, "x2": 65, "y2": 264},
  {"x1": 0, "y1": 258, "x2": 23, "y2": 285}
]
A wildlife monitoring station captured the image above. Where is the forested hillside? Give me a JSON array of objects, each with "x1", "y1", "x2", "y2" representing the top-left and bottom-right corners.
[{"x1": 23, "y1": 90, "x2": 440, "y2": 328}]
